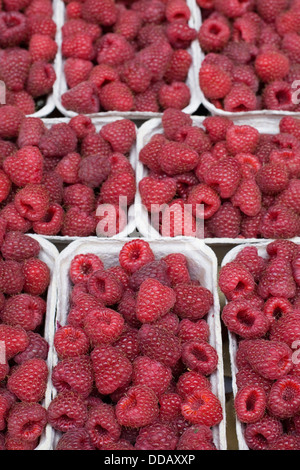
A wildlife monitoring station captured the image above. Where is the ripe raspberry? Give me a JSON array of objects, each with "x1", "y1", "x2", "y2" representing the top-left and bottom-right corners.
[
  {"x1": 199, "y1": 63, "x2": 232, "y2": 100},
  {"x1": 61, "y1": 81, "x2": 100, "y2": 114},
  {"x1": 178, "y1": 319, "x2": 209, "y2": 344},
  {"x1": 14, "y1": 331, "x2": 49, "y2": 365},
  {"x1": 14, "y1": 184, "x2": 49, "y2": 222},
  {"x1": 207, "y1": 202, "x2": 241, "y2": 239},
  {"x1": 54, "y1": 325, "x2": 90, "y2": 359},
  {"x1": 3, "y1": 145, "x2": 43, "y2": 188},
  {"x1": 56, "y1": 428, "x2": 94, "y2": 450},
  {"x1": 62, "y1": 33, "x2": 95, "y2": 61},
  {"x1": 132, "y1": 356, "x2": 172, "y2": 396},
  {"x1": 166, "y1": 21, "x2": 197, "y2": 49},
  {"x1": 255, "y1": 51, "x2": 290, "y2": 84},
  {"x1": 137, "y1": 324, "x2": 181, "y2": 368},
  {"x1": 67, "y1": 293, "x2": 103, "y2": 329},
  {"x1": 1, "y1": 293, "x2": 46, "y2": 331},
  {"x1": 269, "y1": 148, "x2": 300, "y2": 179},
  {"x1": 268, "y1": 376, "x2": 300, "y2": 419},
  {"x1": 52, "y1": 356, "x2": 93, "y2": 399},
  {"x1": 177, "y1": 425, "x2": 217, "y2": 450},
  {"x1": 7, "y1": 358, "x2": 48, "y2": 402},
  {"x1": 26, "y1": 62, "x2": 56, "y2": 98},
  {"x1": 256, "y1": 163, "x2": 289, "y2": 195},
  {"x1": 119, "y1": 240, "x2": 155, "y2": 274},
  {"x1": 275, "y1": 7, "x2": 300, "y2": 36},
  {"x1": 22, "y1": 258, "x2": 50, "y2": 296},
  {"x1": 219, "y1": 261, "x2": 256, "y2": 301},
  {"x1": 0, "y1": 260, "x2": 25, "y2": 295},
  {"x1": 269, "y1": 311, "x2": 300, "y2": 348},
  {"x1": 186, "y1": 183, "x2": 221, "y2": 220},
  {"x1": 158, "y1": 141, "x2": 199, "y2": 176},
  {"x1": 99, "y1": 81, "x2": 134, "y2": 112},
  {"x1": 3, "y1": 0, "x2": 32, "y2": 11},
  {"x1": 83, "y1": 307, "x2": 124, "y2": 346},
  {"x1": 136, "y1": 278, "x2": 175, "y2": 324},
  {"x1": 64, "y1": 58, "x2": 93, "y2": 89},
  {"x1": 62, "y1": 207, "x2": 96, "y2": 237},
  {"x1": 25, "y1": 0, "x2": 53, "y2": 18},
  {"x1": 7, "y1": 402, "x2": 47, "y2": 443},
  {"x1": 117, "y1": 289, "x2": 140, "y2": 329},
  {"x1": 69, "y1": 254, "x2": 103, "y2": 285},
  {"x1": 263, "y1": 81, "x2": 295, "y2": 111},
  {"x1": 129, "y1": 261, "x2": 171, "y2": 292},
  {"x1": 113, "y1": 326, "x2": 139, "y2": 363},
  {"x1": 100, "y1": 119, "x2": 136, "y2": 155},
  {"x1": 204, "y1": 157, "x2": 242, "y2": 200},
  {"x1": 260, "y1": 205, "x2": 300, "y2": 239},
  {"x1": 81, "y1": 0, "x2": 117, "y2": 26},
  {"x1": 231, "y1": 177, "x2": 262, "y2": 217},
  {"x1": 39, "y1": 123, "x2": 77, "y2": 158},
  {"x1": 234, "y1": 246, "x2": 266, "y2": 281},
  {"x1": 139, "y1": 175, "x2": 177, "y2": 213},
  {"x1": 234, "y1": 385, "x2": 267, "y2": 424},
  {"x1": 181, "y1": 388, "x2": 223, "y2": 427},
  {"x1": 0, "y1": 11, "x2": 27, "y2": 48},
  {"x1": 280, "y1": 116, "x2": 300, "y2": 141},
  {"x1": 162, "y1": 108, "x2": 192, "y2": 141},
  {"x1": 159, "y1": 391, "x2": 182, "y2": 422},
  {"x1": 63, "y1": 183, "x2": 95, "y2": 213},
  {"x1": 88, "y1": 64, "x2": 118, "y2": 92},
  {"x1": 87, "y1": 270, "x2": 123, "y2": 305},
  {"x1": 0, "y1": 105, "x2": 24, "y2": 140},
  {"x1": 68, "y1": 115, "x2": 96, "y2": 142},
  {"x1": 0, "y1": 48, "x2": 30, "y2": 93},
  {"x1": 91, "y1": 345, "x2": 132, "y2": 395},
  {"x1": 164, "y1": 49, "x2": 192, "y2": 83},
  {"x1": 31, "y1": 203, "x2": 64, "y2": 236},
  {"x1": 244, "y1": 415, "x2": 283, "y2": 450},
  {"x1": 270, "y1": 435, "x2": 300, "y2": 450},
  {"x1": 181, "y1": 340, "x2": 218, "y2": 376},
  {"x1": 256, "y1": 0, "x2": 288, "y2": 23},
  {"x1": 173, "y1": 283, "x2": 213, "y2": 320},
  {"x1": 115, "y1": 385, "x2": 159, "y2": 428},
  {"x1": 214, "y1": 0, "x2": 254, "y2": 18},
  {"x1": 81, "y1": 132, "x2": 111, "y2": 159},
  {"x1": 163, "y1": 253, "x2": 190, "y2": 286},
  {"x1": 135, "y1": 422, "x2": 178, "y2": 450},
  {"x1": 47, "y1": 391, "x2": 88, "y2": 433},
  {"x1": 137, "y1": 41, "x2": 173, "y2": 82},
  {"x1": 227, "y1": 125, "x2": 259, "y2": 155},
  {"x1": 85, "y1": 403, "x2": 121, "y2": 449},
  {"x1": 114, "y1": 8, "x2": 142, "y2": 41},
  {"x1": 199, "y1": 17, "x2": 231, "y2": 53},
  {"x1": 29, "y1": 34, "x2": 58, "y2": 63},
  {"x1": 244, "y1": 339, "x2": 293, "y2": 380},
  {"x1": 202, "y1": 116, "x2": 233, "y2": 143},
  {"x1": 221, "y1": 299, "x2": 270, "y2": 339},
  {"x1": 97, "y1": 33, "x2": 134, "y2": 67},
  {"x1": 224, "y1": 83, "x2": 257, "y2": 112},
  {"x1": 158, "y1": 81, "x2": 191, "y2": 110}
]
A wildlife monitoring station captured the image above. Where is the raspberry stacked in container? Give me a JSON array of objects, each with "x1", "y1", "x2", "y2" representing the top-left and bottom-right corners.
[
  {"x1": 0, "y1": 230, "x2": 52, "y2": 450},
  {"x1": 48, "y1": 239, "x2": 224, "y2": 450},
  {"x1": 0, "y1": 0, "x2": 57, "y2": 115},
  {"x1": 137, "y1": 108, "x2": 300, "y2": 240},
  {"x1": 59, "y1": 0, "x2": 198, "y2": 114},
  {"x1": 198, "y1": 0, "x2": 300, "y2": 113},
  {"x1": 219, "y1": 240, "x2": 300, "y2": 450},
  {"x1": 0, "y1": 105, "x2": 137, "y2": 237}
]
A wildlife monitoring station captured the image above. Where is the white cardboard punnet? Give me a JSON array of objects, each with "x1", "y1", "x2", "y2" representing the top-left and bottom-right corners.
[{"x1": 52, "y1": 237, "x2": 227, "y2": 450}]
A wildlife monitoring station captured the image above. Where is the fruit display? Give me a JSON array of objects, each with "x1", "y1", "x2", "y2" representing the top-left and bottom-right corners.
[
  {"x1": 198, "y1": 0, "x2": 300, "y2": 113},
  {"x1": 0, "y1": 230, "x2": 57, "y2": 450},
  {"x1": 49, "y1": 238, "x2": 225, "y2": 450},
  {"x1": 58, "y1": 0, "x2": 199, "y2": 115},
  {"x1": 137, "y1": 108, "x2": 300, "y2": 240},
  {"x1": 0, "y1": 108, "x2": 137, "y2": 238},
  {"x1": 0, "y1": 0, "x2": 57, "y2": 116},
  {"x1": 219, "y1": 240, "x2": 300, "y2": 450}
]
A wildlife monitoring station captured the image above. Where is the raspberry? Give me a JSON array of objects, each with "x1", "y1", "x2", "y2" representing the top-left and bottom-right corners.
[
  {"x1": 178, "y1": 319, "x2": 209, "y2": 344},
  {"x1": 138, "y1": 135, "x2": 166, "y2": 173},
  {"x1": 158, "y1": 81, "x2": 191, "y2": 110},
  {"x1": 173, "y1": 284, "x2": 213, "y2": 320},
  {"x1": 231, "y1": 177, "x2": 262, "y2": 217},
  {"x1": 270, "y1": 435, "x2": 300, "y2": 450},
  {"x1": 166, "y1": 21, "x2": 197, "y2": 49},
  {"x1": 0, "y1": 324, "x2": 29, "y2": 361},
  {"x1": 115, "y1": 385, "x2": 159, "y2": 428},
  {"x1": 162, "y1": 253, "x2": 191, "y2": 287},
  {"x1": 88, "y1": 64, "x2": 118, "y2": 92},
  {"x1": 117, "y1": 289, "x2": 139, "y2": 329},
  {"x1": 205, "y1": 157, "x2": 242, "y2": 200},
  {"x1": 199, "y1": 63, "x2": 232, "y2": 100},
  {"x1": 81, "y1": 0, "x2": 117, "y2": 26},
  {"x1": 26, "y1": 62, "x2": 56, "y2": 98},
  {"x1": 7, "y1": 402, "x2": 47, "y2": 443},
  {"x1": 214, "y1": 0, "x2": 254, "y2": 18},
  {"x1": 275, "y1": 7, "x2": 300, "y2": 36},
  {"x1": 260, "y1": 205, "x2": 300, "y2": 239},
  {"x1": 224, "y1": 83, "x2": 257, "y2": 112},
  {"x1": 255, "y1": 51, "x2": 290, "y2": 84},
  {"x1": 132, "y1": 356, "x2": 172, "y2": 396},
  {"x1": 139, "y1": 175, "x2": 177, "y2": 213},
  {"x1": 263, "y1": 81, "x2": 295, "y2": 111},
  {"x1": 135, "y1": 422, "x2": 178, "y2": 450},
  {"x1": 47, "y1": 391, "x2": 88, "y2": 433},
  {"x1": 62, "y1": 18, "x2": 101, "y2": 41},
  {"x1": 0, "y1": 105, "x2": 24, "y2": 140},
  {"x1": 186, "y1": 183, "x2": 220, "y2": 220},
  {"x1": 27, "y1": 14, "x2": 57, "y2": 38},
  {"x1": 256, "y1": 163, "x2": 289, "y2": 195},
  {"x1": 56, "y1": 428, "x2": 94, "y2": 450},
  {"x1": 120, "y1": 60, "x2": 152, "y2": 94},
  {"x1": 14, "y1": 184, "x2": 50, "y2": 222},
  {"x1": 181, "y1": 340, "x2": 218, "y2": 376},
  {"x1": 61, "y1": 81, "x2": 100, "y2": 114},
  {"x1": 181, "y1": 388, "x2": 223, "y2": 427},
  {"x1": 114, "y1": 9, "x2": 142, "y2": 41},
  {"x1": 100, "y1": 119, "x2": 136, "y2": 155},
  {"x1": 97, "y1": 33, "x2": 134, "y2": 67},
  {"x1": 138, "y1": 41, "x2": 173, "y2": 82},
  {"x1": 236, "y1": 365, "x2": 273, "y2": 395},
  {"x1": 69, "y1": 254, "x2": 104, "y2": 285},
  {"x1": 119, "y1": 240, "x2": 155, "y2": 274},
  {"x1": 177, "y1": 425, "x2": 217, "y2": 450},
  {"x1": 268, "y1": 376, "x2": 300, "y2": 419},
  {"x1": 0, "y1": 170, "x2": 11, "y2": 204},
  {"x1": 158, "y1": 391, "x2": 182, "y2": 422},
  {"x1": 85, "y1": 403, "x2": 121, "y2": 449},
  {"x1": 263, "y1": 297, "x2": 293, "y2": 326},
  {"x1": 52, "y1": 356, "x2": 93, "y2": 399},
  {"x1": 63, "y1": 184, "x2": 95, "y2": 213},
  {"x1": 25, "y1": 0, "x2": 53, "y2": 18},
  {"x1": 68, "y1": 115, "x2": 96, "y2": 142},
  {"x1": 202, "y1": 116, "x2": 232, "y2": 143},
  {"x1": 132, "y1": 0, "x2": 166, "y2": 24},
  {"x1": 32, "y1": 203, "x2": 64, "y2": 236},
  {"x1": 29, "y1": 33, "x2": 58, "y2": 63},
  {"x1": 39, "y1": 123, "x2": 77, "y2": 158},
  {"x1": 0, "y1": 48, "x2": 30, "y2": 93},
  {"x1": 256, "y1": 0, "x2": 288, "y2": 22},
  {"x1": 21, "y1": 258, "x2": 50, "y2": 296},
  {"x1": 14, "y1": 331, "x2": 49, "y2": 365},
  {"x1": 221, "y1": 299, "x2": 270, "y2": 339},
  {"x1": 206, "y1": 202, "x2": 241, "y2": 239},
  {"x1": 244, "y1": 339, "x2": 293, "y2": 380},
  {"x1": 0, "y1": 11, "x2": 27, "y2": 48},
  {"x1": 91, "y1": 345, "x2": 132, "y2": 395},
  {"x1": 164, "y1": 49, "x2": 191, "y2": 84},
  {"x1": 54, "y1": 325, "x2": 90, "y2": 359},
  {"x1": 199, "y1": 17, "x2": 231, "y2": 53},
  {"x1": 0, "y1": 260, "x2": 25, "y2": 295},
  {"x1": 3, "y1": 145, "x2": 44, "y2": 188},
  {"x1": 87, "y1": 270, "x2": 123, "y2": 306},
  {"x1": 219, "y1": 261, "x2": 256, "y2": 301},
  {"x1": 234, "y1": 385, "x2": 267, "y2": 424},
  {"x1": 83, "y1": 307, "x2": 124, "y2": 346},
  {"x1": 269, "y1": 148, "x2": 300, "y2": 179},
  {"x1": 64, "y1": 58, "x2": 93, "y2": 89},
  {"x1": 1, "y1": 293, "x2": 46, "y2": 331},
  {"x1": 234, "y1": 246, "x2": 266, "y2": 281},
  {"x1": 7, "y1": 358, "x2": 48, "y2": 402},
  {"x1": 227, "y1": 125, "x2": 259, "y2": 155},
  {"x1": 269, "y1": 311, "x2": 300, "y2": 348},
  {"x1": 81, "y1": 132, "x2": 111, "y2": 159},
  {"x1": 113, "y1": 327, "x2": 139, "y2": 363},
  {"x1": 62, "y1": 33, "x2": 95, "y2": 61},
  {"x1": 258, "y1": 257, "x2": 296, "y2": 300},
  {"x1": 99, "y1": 81, "x2": 134, "y2": 112},
  {"x1": 280, "y1": 117, "x2": 300, "y2": 141},
  {"x1": 137, "y1": 324, "x2": 181, "y2": 368},
  {"x1": 62, "y1": 207, "x2": 96, "y2": 237},
  {"x1": 244, "y1": 415, "x2": 283, "y2": 450},
  {"x1": 67, "y1": 293, "x2": 102, "y2": 328},
  {"x1": 158, "y1": 142, "x2": 199, "y2": 176},
  {"x1": 17, "y1": 118, "x2": 46, "y2": 149}
]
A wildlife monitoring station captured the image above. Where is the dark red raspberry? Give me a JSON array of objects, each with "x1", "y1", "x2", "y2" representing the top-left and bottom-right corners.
[
  {"x1": 173, "y1": 283, "x2": 213, "y2": 320},
  {"x1": 244, "y1": 415, "x2": 283, "y2": 450},
  {"x1": 268, "y1": 376, "x2": 300, "y2": 419},
  {"x1": 119, "y1": 240, "x2": 155, "y2": 274},
  {"x1": 52, "y1": 356, "x2": 93, "y2": 399},
  {"x1": 162, "y1": 108, "x2": 192, "y2": 141},
  {"x1": 221, "y1": 300, "x2": 270, "y2": 339},
  {"x1": 0, "y1": 260, "x2": 25, "y2": 295},
  {"x1": 137, "y1": 324, "x2": 181, "y2": 368},
  {"x1": 219, "y1": 261, "x2": 255, "y2": 301},
  {"x1": 7, "y1": 402, "x2": 47, "y2": 443},
  {"x1": 115, "y1": 385, "x2": 159, "y2": 428},
  {"x1": 61, "y1": 82, "x2": 100, "y2": 114},
  {"x1": 83, "y1": 307, "x2": 124, "y2": 346},
  {"x1": 244, "y1": 339, "x2": 293, "y2": 380},
  {"x1": 7, "y1": 358, "x2": 48, "y2": 402},
  {"x1": 85, "y1": 403, "x2": 121, "y2": 450},
  {"x1": 224, "y1": 83, "x2": 257, "y2": 112},
  {"x1": 135, "y1": 422, "x2": 178, "y2": 450},
  {"x1": 56, "y1": 428, "x2": 94, "y2": 450},
  {"x1": 54, "y1": 325, "x2": 90, "y2": 359},
  {"x1": 234, "y1": 246, "x2": 266, "y2": 282},
  {"x1": 177, "y1": 425, "x2": 217, "y2": 450},
  {"x1": 87, "y1": 270, "x2": 123, "y2": 305},
  {"x1": 199, "y1": 62, "x2": 232, "y2": 100},
  {"x1": 132, "y1": 356, "x2": 172, "y2": 396},
  {"x1": 47, "y1": 391, "x2": 88, "y2": 433},
  {"x1": 14, "y1": 331, "x2": 49, "y2": 365},
  {"x1": 269, "y1": 311, "x2": 300, "y2": 349},
  {"x1": 204, "y1": 157, "x2": 242, "y2": 199},
  {"x1": 69, "y1": 254, "x2": 104, "y2": 285},
  {"x1": 181, "y1": 340, "x2": 218, "y2": 376},
  {"x1": 198, "y1": 17, "x2": 231, "y2": 53},
  {"x1": 258, "y1": 257, "x2": 296, "y2": 300},
  {"x1": 1, "y1": 231, "x2": 40, "y2": 262},
  {"x1": 22, "y1": 258, "x2": 50, "y2": 296}
]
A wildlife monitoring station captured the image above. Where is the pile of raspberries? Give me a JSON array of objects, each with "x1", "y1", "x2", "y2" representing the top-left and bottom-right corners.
[
  {"x1": 198, "y1": 0, "x2": 300, "y2": 112},
  {"x1": 0, "y1": 105, "x2": 137, "y2": 237},
  {"x1": 219, "y1": 240, "x2": 300, "y2": 450},
  {"x1": 0, "y1": 231, "x2": 51, "y2": 450},
  {"x1": 60, "y1": 0, "x2": 197, "y2": 114},
  {"x1": 47, "y1": 239, "x2": 223, "y2": 450},
  {"x1": 0, "y1": 0, "x2": 57, "y2": 115},
  {"x1": 138, "y1": 108, "x2": 300, "y2": 240}
]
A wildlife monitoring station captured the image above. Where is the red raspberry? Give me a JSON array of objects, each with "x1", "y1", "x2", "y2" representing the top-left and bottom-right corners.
[
  {"x1": 63, "y1": 183, "x2": 95, "y2": 213},
  {"x1": 114, "y1": 9, "x2": 142, "y2": 41},
  {"x1": 134, "y1": 89, "x2": 159, "y2": 113},
  {"x1": 263, "y1": 81, "x2": 295, "y2": 111},
  {"x1": 268, "y1": 376, "x2": 300, "y2": 419},
  {"x1": 263, "y1": 297, "x2": 293, "y2": 326},
  {"x1": 198, "y1": 17, "x2": 231, "y2": 53},
  {"x1": 202, "y1": 116, "x2": 233, "y2": 143},
  {"x1": 234, "y1": 246, "x2": 266, "y2": 281},
  {"x1": 54, "y1": 325, "x2": 90, "y2": 359},
  {"x1": 244, "y1": 339, "x2": 293, "y2": 380},
  {"x1": 131, "y1": 0, "x2": 166, "y2": 24},
  {"x1": 164, "y1": 49, "x2": 192, "y2": 83},
  {"x1": 282, "y1": 32, "x2": 300, "y2": 63},
  {"x1": 219, "y1": 261, "x2": 255, "y2": 301},
  {"x1": 25, "y1": 0, "x2": 53, "y2": 18},
  {"x1": 138, "y1": 41, "x2": 173, "y2": 82},
  {"x1": 0, "y1": 260, "x2": 25, "y2": 295},
  {"x1": 7, "y1": 402, "x2": 47, "y2": 443},
  {"x1": 139, "y1": 175, "x2": 177, "y2": 212},
  {"x1": 0, "y1": 105, "x2": 24, "y2": 140},
  {"x1": 26, "y1": 62, "x2": 56, "y2": 98},
  {"x1": 207, "y1": 202, "x2": 242, "y2": 238},
  {"x1": 47, "y1": 391, "x2": 88, "y2": 433},
  {"x1": 69, "y1": 254, "x2": 104, "y2": 285},
  {"x1": 88, "y1": 64, "x2": 118, "y2": 92},
  {"x1": 226, "y1": 125, "x2": 259, "y2": 155},
  {"x1": 69, "y1": 115, "x2": 96, "y2": 141},
  {"x1": 260, "y1": 205, "x2": 300, "y2": 239},
  {"x1": 3, "y1": 0, "x2": 31, "y2": 11},
  {"x1": 3, "y1": 145, "x2": 43, "y2": 188},
  {"x1": 255, "y1": 51, "x2": 290, "y2": 84},
  {"x1": 236, "y1": 365, "x2": 273, "y2": 395},
  {"x1": 234, "y1": 385, "x2": 267, "y2": 424},
  {"x1": 56, "y1": 428, "x2": 94, "y2": 450},
  {"x1": 91, "y1": 345, "x2": 132, "y2": 395},
  {"x1": 17, "y1": 117, "x2": 46, "y2": 149},
  {"x1": 269, "y1": 148, "x2": 300, "y2": 179},
  {"x1": 32, "y1": 203, "x2": 64, "y2": 236},
  {"x1": 178, "y1": 318, "x2": 209, "y2": 344},
  {"x1": 136, "y1": 278, "x2": 175, "y2": 324},
  {"x1": 115, "y1": 385, "x2": 159, "y2": 428},
  {"x1": 52, "y1": 356, "x2": 93, "y2": 399},
  {"x1": 269, "y1": 311, "x2": 300, "y2": 348},
  {"x1": 137, "y1": 324, "x2": 181, "y2": 368},
  {"x1": 14, "y1": 331, "x2": 49, "y2": 365},
  {"x1": 158, "y1": 142, "x2": 199, "y2": 176},
  {"x1": 14, "y1": 184, "x2": 49, "y2": 222},
  {"x1": 138, "y1": 134, "x2": 165, "y2": 173},
  {"x1": 62, "y1": 18, "x2": 101, "y2": 41},
  {"x1": 231, "y1": 177, "x2": 262, "y2": 217},
  {"x1": 81, "y1": 0, "x2": 117, "y2": 26},
  {"x1": 174, "y1": 283, "x2": 213, "y2": 321},
  {"x1": 39, "y1": 123, "x2": 77, "y2": 158},
  {"x1": 162, "y1": 108, "x2": 192, "y2": 141},
  {"x1": 204, "y1": 157, "x2": 242, "y2": 200},
  {"x1": 83, "y1": 307, "x2": 124, "y2": 346},
  {"x1": 87, "y1": 270, "x2": 123, "y2": 305},
  {"x1": 119, "y1": 240, "x2": 155, "y2": 274},
  {"x1": 199, "y1": 62, "x2": 232, "y2": 100},
  {"x1": 244, "y1": 415, "x2": 283, "y2": 450},
  {"x1": 181, "y1": 388, "x2": 223, "y2": 427},
  {"x1": 1, "y1": 293, "x2": 46, "y2": 331},
  {"x1": 85, "y1": 403, "x2": 121, "y2": 449},
  {"x1": 55, "y1": 153, "x2": 80, "y2": 185},
  {"x1": 97, "y1": 33, "x2": 134, "y2": 68},
  {"x1": 163, "y1": 253, "x2": 191, "y2": 286},
  {"x1": 0, "y1": 48, "x2": 30, "y2": 93},
  {"x1": 100, "y1": 119, "x2": 136, "y2": 155},
  {"x1": 120, "y1": 60, "x2": 152, "y2": 94},
  {"x1": 0, "y1": 324, "x2": 29, "y2": 360},
  {"x1": 7, "y1": 358, "x2": 48, "y2": 402},
  {"x1": 280, "y1": 116, "x2": 300, "y2": 141},
  {"x1": 224, "y1": 83, "x2": 257, "y2": 112},
  {"x1": 61, "y1": 81, "x2": 100, "y2": 114},
  {"x1": 160, "y1": 198, "x2": 200, "y2": 238},
  {"x1": 64, "y1": 58, "x2": 93, "y2": 89},
  {"x1": 0, "y1": 170, "x2": 11, "y2": 204},
  {"x1": 270, "y1": 435, "x2": 300, "y2": 450},
  {"x1": 132, "y1": 356, "x2": 172, "y2": 396},
  {"x1": 27, "y1": 14, "x2": 57, "y2": 38},
  {"x1": 187, "y1": 183, "x2": 221, "y2": 220},
  {"x1": 81, "y1": 132, "x2": 111, "y2": 159},
  {"x1": 256, "y1": 163, "x2": 289, "y2": 195},
  {"x1": 129, "y1": 260, "x2": 171, "y2": 292},
  {"x1": 62, "y1": 33, "x2": 95, "y2": 61},
  {"x1": 117, "y1": 289, "x2": 140, "y2": 329},
  {"x1": 135, "y1": 422, "x2": 178, "y2": 450},
  {"x1": 114, "y1": 327, "x2": 140, "y2": 362},
  {"x1": 221, "y1": 299, "x2": 270, "y2": 339},
  {"x1": 62, "y1": 207, "x2": 96, "y2": 237},
  {"x1": 177, "y1": 425, "x2": 217, "y2": 450},
  {"x1": 22, "y1": 258, "x2": 50, "y2": 296},
  {"x1": 99, "y1": 81, "x2": 134, "y2": 112},
  {"x1": 166, "y1": 21, "x2": 197, "y2": 49},
  {"x1": 275, "y1": 7, "x2": 300, "y2": 36},
  {"x1": 158, "y1": 81, "x2": 191, "y2": 110},
  {"x1": 214, "y1": 0, "x2": 254, "y2": 18},
  {"x1": 181, "y1": 340, "x2": 218, "y2": 376},
  {"x1": 29, "y1": 34, "x2": 57, "y2": 63},
  {"x1": 259, "y1": 256, "x2": 296, "y2": 300},
  {"x1": 68, "y1": 293, "x2": 103, "y2": 329},
  {"x1": 107, "y1": 266, "x2": 129, "y2": 290},
  {"x1": 0, "y1": 11, "x2": 27, "y2": 48},
  {"x1": 232, "y1": 65, "x2": 259, "y2": 94},
  {"x1": 256, "y1": 0, "x2": 288, "y2": 22},
  {"x1": 159, "y1": 392, "x2": 182, "y2": 422}
]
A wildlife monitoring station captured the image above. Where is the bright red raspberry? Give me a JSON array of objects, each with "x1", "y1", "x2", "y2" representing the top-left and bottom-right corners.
[
  {"x1": 181, "y1": 340, "x2": 218, "y2": 376},
  {"x1": 113, "y1": 327, "x2": 140, "y2": 362},
  {"x1": 164, "y1": 49, "x2": 191, "y2": 83},
  {"x1": 83, "y1": 307, "x2": 124, "y2": 346},
  {"x1": 87, "y1": 270, "x2": 123, "y2": 305},
  {"x1": 64, "y1": 58, "x2": 93, "y2": 89},
  {"x1": 56, "y1": 428, "x2": 94, "y2": 450},
  {"x1": 117, "y1": 289, "x2": 140, "y2": 328},
  {"x1": 135, "y1": 422, "x2": 178, "y2": 450},
  {"x1": 61, "y1": 81, "x2": 100, "y2": 114},
  {"x1": 114, "y1": 8, "x2": 142, "y2": 41},
  {"x1": 137, "y1": 41, "x2": 173, "y2": 82},
  {"x1": 269, "y1": 311, "x2": 300, "y2": 348},
  {"x1": 137, "y1": 324, "x2": 181, "y2": 368},
  {"x1": 214, "y1": 0, "x2": 254, "y2": 18},
  {"x1": 255, "y1": 51, "x2": 290, "y2": 83},
  {"x1": 244, "y1": 415, "x2": 283, "y2": 450},
  {"x1": 29, "y1": 33, "x2": 57, "y2": 63},
  {"x1": 0, "y1": 260, "x2": 25, "y2": 295},
  {"x1": 157, "y1": 141, "x2": 199, "y2": 176},
  {"x1": 234, "y1": 246, "x2": 266, "y2": 281},
  {"x1": 69, "y1": 254, "x2": 104, "y2": 285},
  {"x1": 115, "y1": 385, "x2": 159, "y2": 428},
  {"x1": 227, "y1": 125, "x2": 259, "y2": 155},
  {"x1": 119, "y1": 240, "x2": 155, "y2": 274},
  {"x1": 221, "y1": 299, "x2": 270, "y2": 339},
  {"x1": 0, "y1": 48, "x2": 30, "y2": 93},
  {"x1": 258, "y1": 257, "x2": 296, "y2": 299},
  {"x1": 219, "y1": 261, "x2": 255, "y2": 301},
  {"x1": 7, "y1": 358, "x2": 48, "y2": 402},
  {"x1": 136, "y1": 278, "x2": 176, "y2": 324},
  {"x1": 173, "y1": 283, "x2": 213, "y2": 320},
  {"x1": 236, "y1": 365, "x2": 273, "y2": 395},
  {"x1": 132, "y1": 356, "x2": 172, "y2": 396},
  {"x1": 207, "y1": 202, "x2": 241, "y2": 238},
  {"x1": 224, "y1": 83, "x2": 257, "y2": 112},
  {"x1": 244, "y1": 339, "x2": 293, "y2": 380},
  {"x1": 7, "y1": 402, "x2": 47, "y2": 443},
  {"x1": 47, "y1": 391, "x2": 88, "y2": 433},
  {"x1": 231, "y1": 177, "x2": 262, "y2": 217},
  {"x1": 260, "y1": 205, "x2": 300, "y2": 239},
  {"x1": 0, "y1": 105, "x2": 24, "y2": 140},
  {"x1": 178, "y1": 319, "x2": 209, "y2": 344},
  {"x1": 181, "y1": 388, "x2": 223, "y2": 427},
  {"x1": 52, "y1": 356, "x2": 93, "y2": 399},
  {"x1": 54, "y1": 325, "x2": 90, "y2": 359},
  {"x1": 100, "y1": 119, "x2": 136, "y2": 155},
  {"x1": 187, "y1": 183, "x2": 221, "y2": 220},
  {"x1": 163, "y1": 253, "x2": 191, "y2": 286},
  {"x1": 204, "y1": 157, "x2": 242, "y2": 199},
  {"x1": 199, "y1": 62, "x2": 232, "y2": 100},
  {"x1": 263, "y1": 81, "x2": 295, "y2": 111},
  {"x1": 199, "y1": 17, "x2": 231, "y2": 53},
  {"x1": 1, "y1": 293, "x2": 46, "y2": 331},
  {"x1": 63, "y1": 183, "x2": 95, "y2": 213},
  {"x1": 62, "y1": 207, "x2": 96, "y2": 237},
  {"x1": 139, "y1": 175, "x2": 177, "y2": 212},
  {"x1": 158, "y1": 81, "x2": 191, "y2": 110},
  {"x1": 26, "y1": 62, "x2": 56, "y2": 98},
  {"x1": 69, "y1": 115, "x2": 96, "y2": 141},
  {"x1": 67, "y1": 293, "x2": 103, "y2": 328},
  {"x1": 268, "y1": 376, "x2": 300, "y2": 419},
  {"x1": 256, "y1": 163, "x2": 289, "y2": 195},
  {"x1": 99, "y1": 81, "x2": 134, "y2": 112},
  {"x1": 270, "y1": 435, "x2": 300, "y2": 450},
  {"x1": 81, "y1": 0, "x2": 117, "y2": 26},
  {"x1": 25, "y1": 0, "x2": 53, "y2": 18},
  {"x1": 0, "y1": 324, "x2": 29, "y2": 360},
  {"x1": 234, "y1": 385, "x2": 267, "y2": 424},
  {"x1": 85, "y1": 403, "x2": 121, "y2": 449},
  {"x1": 129, "y1": 261, "x2": 171, "y2": 293},
  {"x1": 32, "y1": 203, "x2": 64, "y2": 236},
  {"x1": 14, "y1": 184, "x2": 49, "y2": 222},
  {"x1": 3, "y1": 145, "x2": 43, "y2": 187},
  {"x1": 162, "y1": 108, "x2": 192, "y2": 141},
  {"x1": 21, "y1": 258, "x2": 50, "y2": 296}
]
